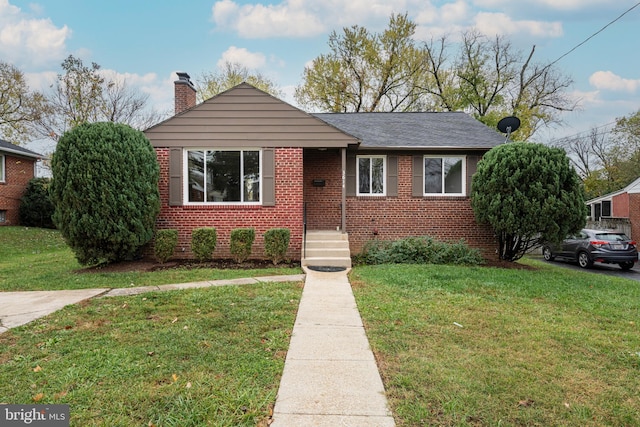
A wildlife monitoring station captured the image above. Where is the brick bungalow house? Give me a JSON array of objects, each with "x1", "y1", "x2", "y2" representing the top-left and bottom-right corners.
[
  {"x1": 586, "y1": 177, "x2": 640, "y2": 242},
  {"x1": 0, "y1": 139, "x2": 43, "y2": 226},
  {"x1": 144, "y1": 75, "x2": 504, "y2": 265}
]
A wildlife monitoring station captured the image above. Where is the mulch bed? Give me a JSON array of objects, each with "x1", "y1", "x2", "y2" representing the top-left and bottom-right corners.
[
  {"x1": 78, "y1": 258, "x2": 294, "y2": 274},
  {"x1": 77, "y1": 257, "x2": 535, "y2": 274}
]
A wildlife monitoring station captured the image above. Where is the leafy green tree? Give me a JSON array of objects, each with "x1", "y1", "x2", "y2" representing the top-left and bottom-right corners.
[
  {"x1": 297, "y1": 15, "x2": 574, "y2": 139},
  {"x1": 196, "y1": 62, "x2": 282, "y2": 102},
  {"x1": 558, "y1": 110, "x2": 640, "y2": 199},
  {"x1": 295, "y1": 13, "x2": 430, "y2": 112},
  {"x1": 37, "y1": 55, "x2": 160, "y2": 141},
  {"x1": 50, "y1": 122, "x2": 160, "y2": 265},
  {"x1": 0, "y1": 61, "x2": 49, "y2": 144},
  {"x1": 424, "y1": 31, "x2": 575, "y2": 140},
  {"x1": 471, "y1": 142, "x2": 585, "y2": 261}
]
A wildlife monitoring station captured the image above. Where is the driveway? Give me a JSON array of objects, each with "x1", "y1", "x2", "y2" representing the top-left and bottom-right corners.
[{"x1": 536, "y1": 256, "x2": 640, "y2": 282}]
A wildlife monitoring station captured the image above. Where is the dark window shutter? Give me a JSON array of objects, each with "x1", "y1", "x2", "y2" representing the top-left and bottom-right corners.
[
  {"x1": 346, "y1": 152, "x2": 356, "y2": 197},
  {"x1": 412, "y1": 155, "x2": 423, "y2": 197},
  {"x1": 387, "y1": 156, "x2": 398, "y2": 197},
  {"x1": 466, "y1": 155, "x2": 480, "y2": 196},
  {"x1": 263, "y1": 148, "x2": 275, "y2": 206},
  {"x1": 169, "y1": 148, "x2": 183, "y2": 206}
]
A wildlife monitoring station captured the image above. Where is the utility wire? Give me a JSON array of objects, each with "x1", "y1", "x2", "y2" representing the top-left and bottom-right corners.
[
  {"x1": 543, "y1": 2, "x2": 640, "y2": 143},
  {"x1": 547, "y1": 1, "x2": 640, "y2": 68}
]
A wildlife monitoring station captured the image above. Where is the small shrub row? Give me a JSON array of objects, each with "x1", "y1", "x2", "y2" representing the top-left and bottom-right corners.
[
  {"x1": 154, "y1": 227, "x2": 290, "y2": 265},
  {"x1": 354, "y1": 236, "x2": 484, "y2": 266}
]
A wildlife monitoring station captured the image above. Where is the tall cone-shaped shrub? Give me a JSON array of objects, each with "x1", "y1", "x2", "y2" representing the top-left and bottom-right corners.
[
  {"x1": 50, "y1": 122, "x2": 160, "y2": 265},
  {"x1": 471, "y1": 142, "x2": 585, "y2": 262}
]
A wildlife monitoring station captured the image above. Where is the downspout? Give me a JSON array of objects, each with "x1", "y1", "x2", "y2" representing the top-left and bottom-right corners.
[{"x1": 341, "y1": 148, "x2": 346, "y2": 233}]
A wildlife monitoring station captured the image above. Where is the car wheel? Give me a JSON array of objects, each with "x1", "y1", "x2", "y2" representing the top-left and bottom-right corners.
[
  {"x1": 542, "y1": 246, "x2": 555, "y2": 261},
  {"x1": 619, "y1": 261, "x2": 634, "y2": 271},
  {"x1": 577, "y1": 251, "x2": 593, "y2": 269}
]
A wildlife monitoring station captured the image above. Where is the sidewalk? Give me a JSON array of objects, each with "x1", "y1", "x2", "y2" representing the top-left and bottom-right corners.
[
  {"x1": 0, "y1": 274, "x2": 305, "y2": 334},
  {"x1": 271, "y1": 268, "x2": 396, "y2": 427}
]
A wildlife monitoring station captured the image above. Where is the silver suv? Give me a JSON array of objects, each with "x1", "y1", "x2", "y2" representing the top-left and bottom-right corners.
[{"x1": 542, "y1": 229, "x2": 638, "y2": 270}]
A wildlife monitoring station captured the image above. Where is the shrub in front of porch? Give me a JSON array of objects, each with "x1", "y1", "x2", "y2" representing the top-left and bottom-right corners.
[
  {"x1": 355, "y1": 236, "x2": 483, "y2": 266},
  {"x1": 154, "y1": 229, "x2": 178, "y2": 263},
  {"x1": 191, "y1": 228, "x2": 217, "y2": 262},
  {"x1": 264, "y1": 228, "x2": 290, "y2": 265},
  {"x1": 230, "y1": 228, "x2": 255, "y2": 263}
]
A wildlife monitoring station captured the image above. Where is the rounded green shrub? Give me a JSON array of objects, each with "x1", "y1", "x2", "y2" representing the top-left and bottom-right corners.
[
  {"x1": 264, "y1": 228, "x2": 290, "y2": 265},
  {"x1": 50, "y1": 122, "x2": 160, "y2": 265},
  {"x1": 154, "y1": 229, "x2": 178, "y2": 263},
  {"x1": 230, "y1": 228, "x2": 255, "y2": 263},
  {"x1": 354, "y1": 236, "x2": 483, "y2": 266},
  {"x1": 471, "y1": 142, "x2": 585, "y2": 261},
  {"x1": 19, "y1": 177, "x2": 55, "y2": 229},
  {"x1": 191, "y1": 227, "x2": 217, "y2": 262}
]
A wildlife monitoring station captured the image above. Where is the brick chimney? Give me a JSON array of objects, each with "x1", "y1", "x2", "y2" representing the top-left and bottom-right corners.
[{"x1": 174, "y1": 72, "x2": 196, "y2": 115}]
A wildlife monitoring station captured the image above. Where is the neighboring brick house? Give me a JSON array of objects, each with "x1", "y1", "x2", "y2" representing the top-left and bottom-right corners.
[
  {"x1": 144, "y1": 76, "x2": 504, "y2": 261},
  {"x1": 0, "y1": 139, "x2": 43, "y2": 225},
  {"x1": 586, "y1": 177, "x2": 640, "y2": 242}
]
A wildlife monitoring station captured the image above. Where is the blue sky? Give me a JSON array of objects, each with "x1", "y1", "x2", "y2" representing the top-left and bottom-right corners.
[{"x1": 2, "y1": 0, "x2": 639, "y2": 151}]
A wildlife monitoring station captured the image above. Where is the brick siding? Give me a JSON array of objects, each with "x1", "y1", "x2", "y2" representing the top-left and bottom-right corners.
[
  {"x1": 154, "y1": 147, "x2": 304, "y2": 260},
  {"x1": 304, "y1": 152, "x2": 497, "y2": 257},
  {"x1": 0, "y1": 154, "x2": 36, "y2": 226}
]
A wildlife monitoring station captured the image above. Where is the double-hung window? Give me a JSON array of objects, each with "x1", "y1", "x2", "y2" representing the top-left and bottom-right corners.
[
  {"x1": 186, "y1": 149, "x2": 261, "y2": 203},
  {"x1": 357, "y1": 155, "x2": 386, "y2": 196},
  {"x1": 423, "y1": 156, "x2": 465, "y2": 195}
]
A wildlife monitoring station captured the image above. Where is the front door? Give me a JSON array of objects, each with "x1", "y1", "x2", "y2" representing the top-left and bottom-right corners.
[{"x1": 303, "y1": 148, "x2": 343, "y2": 231}]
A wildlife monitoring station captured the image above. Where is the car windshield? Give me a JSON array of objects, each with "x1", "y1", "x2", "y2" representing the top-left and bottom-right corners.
[{"x1": 594, "y1": 233, "x2": 629, "y2": 242}]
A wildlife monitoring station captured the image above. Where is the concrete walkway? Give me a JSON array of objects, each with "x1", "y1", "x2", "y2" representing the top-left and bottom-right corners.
[
  {"x1": 0, "y1": 288, "x2": 109, "y2": 334},
  {"x1": 0, "y1": 270, "x2": 396, "y2": 426},
  {"x1": 271, "y1": 268, "x2": 396, "y2": 426}
]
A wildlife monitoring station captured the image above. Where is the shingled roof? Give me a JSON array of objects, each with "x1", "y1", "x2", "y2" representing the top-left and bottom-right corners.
[
  {"x1": 0, "y1": 139, "x2": 43, "y2": 159},
  {"x1": 313, "y1": 111, "x2": 505, "y2": 150}
]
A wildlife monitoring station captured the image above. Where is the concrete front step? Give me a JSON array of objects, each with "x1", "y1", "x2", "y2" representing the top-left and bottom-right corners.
[
  {"x1": 305, "y1": 240, "x2": 350, "y2": 249},
  {"x1": 302, "y1": 256, "x2": 352, "y2": 268},
  {"x1": 302, "y1": 230, "x2": 352, "y2": 268},
  {"x1": 305, "y1": 230, "x2": 349, "y2": 241},
  {"x1": 304, "y1": 248, "x2": 351, "y2": 258}
]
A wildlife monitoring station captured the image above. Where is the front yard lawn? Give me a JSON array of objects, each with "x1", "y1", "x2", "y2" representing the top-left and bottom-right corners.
[
  {"x1": 0, "y1": 227, "x2": 301, "y2": 291},
  {"x1": 351, "y1": 262, "x2": 640, "y2": 426},
  {"x1": 0, "y1": 281, "x2": 302, "y2": 426}
]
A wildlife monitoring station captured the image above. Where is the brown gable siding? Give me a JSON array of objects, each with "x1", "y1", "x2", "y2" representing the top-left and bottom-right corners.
[{"x1": 145, "y1": 84, "x2": 359, "y2": 149}]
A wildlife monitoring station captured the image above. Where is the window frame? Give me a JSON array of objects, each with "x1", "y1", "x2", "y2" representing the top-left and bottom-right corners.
[
  {"x1": 0, "y1": 154, "x2": 5, "y2": 183},
  {"x1": 356, "y1": 155, "x2": 387, "y2": 197},
  {"x1": 183, "y1": 148, "x2": 262, "y2": 205},
  {"x1": 423, "y1": 155, "x2": 466, "y2": 196}
]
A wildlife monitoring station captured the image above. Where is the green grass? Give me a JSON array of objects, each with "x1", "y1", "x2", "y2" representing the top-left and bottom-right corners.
[
  {"x1": 0, "y1": 281, "x2": 303, "y2": 426},
  {"x1": 0, "y1": 227, "x2": 301, "y2": 291},
  {"x1": 351, "y1": 261, "x2": 640, "y2": 427}
]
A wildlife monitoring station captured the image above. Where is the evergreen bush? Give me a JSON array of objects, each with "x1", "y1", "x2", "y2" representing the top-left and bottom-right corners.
[
  {"x1": 154, "y1": 229, "x2": 178, "y2": 263},
  {"x1": 230, "y1": 228, "x2": 255, "y2": 263},
  {"x1": 355, "y1": 236, "x2": 483, "y2": 266},
  {"x1": 471, "y1": 142, "x2": 585, "y2": 261},
  {"x1": 191, "y1": 228, "x2": 217, "y2": 262},
  {"x1": 50, "y1": 122, "x2": 160, "y2": 265},
  {"x1": 19, "y1": 177, "x2": 55, "y2": 229},
  {"x1": 264, "y1": 228, "x2": 290, "y2": 265}
]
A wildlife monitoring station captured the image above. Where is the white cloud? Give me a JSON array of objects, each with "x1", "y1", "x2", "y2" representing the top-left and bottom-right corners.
[
  {"x1": 211, "y1": 0, "x2": 436, "y2": 38},
  {"x1": 474, "y1": 12, "x2": 563, "y2": 37},
  {"x1": 589, "y1": 71, "x2": 640, "y2": 93},
  {"x1": 217, "y1": 46, "x2": 267, "y2": 69},
  {"x1": 0, "y1": 0, "x2": 70, "y2": 68}
]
